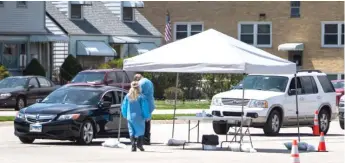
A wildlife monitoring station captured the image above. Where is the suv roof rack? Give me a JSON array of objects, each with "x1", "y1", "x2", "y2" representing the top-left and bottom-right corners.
[{"x1": 297, "y1": 70, "x2": 322, "y2": 73}]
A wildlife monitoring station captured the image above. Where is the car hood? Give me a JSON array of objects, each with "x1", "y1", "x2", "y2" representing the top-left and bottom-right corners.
[
  {"x1": 0, "y1": 87, "x2": 24, "y2": 93},
  {"x1": 213, "y1": 89, "x2": 285, "y2": 100},
  {"x1": 23, "y1": 103, "x2": 90, "y2": 115}
]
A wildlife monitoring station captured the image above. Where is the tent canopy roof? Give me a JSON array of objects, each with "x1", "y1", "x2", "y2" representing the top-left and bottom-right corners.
[{"x1": 123, "y1": 29, "x2": 296, "y2": 74}]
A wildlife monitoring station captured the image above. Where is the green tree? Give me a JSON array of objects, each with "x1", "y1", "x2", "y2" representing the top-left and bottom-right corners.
[
  {"x1": 23, "y1": 58, "x2": 46, "y2": 77},
  {"x1": 98, "y1": 58, "x2": 124, "y2": 69},
  {"x1": 179, "y1": 73, "x2": 203, "y2": 100},
  {"x1": 60, "y1": 55, "x2": 83, "y2": 82},
  {"x1": 0, "y1": 64, "x2": 10, "y2": 80},
  {"x1": 202, "y1": 74, "x2": 244, "y2": 98}
]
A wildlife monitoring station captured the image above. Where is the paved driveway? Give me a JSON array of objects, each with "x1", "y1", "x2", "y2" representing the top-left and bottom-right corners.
[{"x1": 0, "y1": 121, "x2": 343, "y2": 163}]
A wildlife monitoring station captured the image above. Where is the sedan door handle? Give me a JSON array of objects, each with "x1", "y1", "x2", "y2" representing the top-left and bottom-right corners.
[
  {"x1": 299, "y1": 97, "x2": 304, "y2": 101},
  {"x1": 317, "y1": 96, "x2": 321, "y2": 99}
]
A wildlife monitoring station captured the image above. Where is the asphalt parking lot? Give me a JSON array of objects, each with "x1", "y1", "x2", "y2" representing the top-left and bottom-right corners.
[{"x1": 0, "y1": 121, "x2": 343, "y2": 163}]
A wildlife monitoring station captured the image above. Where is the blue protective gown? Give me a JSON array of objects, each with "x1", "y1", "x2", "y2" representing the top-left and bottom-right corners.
[
  {"x1": 121, "y1": 95, "x2": 151, "y2": 138},
  {"x1": 139, "y1": 78, "x2": 155, "y2": 114}
]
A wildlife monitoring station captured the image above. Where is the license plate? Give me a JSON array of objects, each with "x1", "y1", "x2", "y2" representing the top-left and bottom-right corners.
[{"x1": 29, "y1": 123, "x2": 42, "y2": 132}]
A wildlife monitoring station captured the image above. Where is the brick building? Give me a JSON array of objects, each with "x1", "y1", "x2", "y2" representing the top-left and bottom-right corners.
[{"x1": 138, "y1": 1, "x2": 344, "y2": 79}]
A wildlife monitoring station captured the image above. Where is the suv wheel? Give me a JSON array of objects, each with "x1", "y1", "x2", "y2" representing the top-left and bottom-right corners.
[
  {"x1": 77, "y1": 120, "x2": 94, "y2": 145},
  {"x1": 212, "y1": 121, "x2": 230, "y2": 135},
  {"x1": 318, "y1": 109, "x2": 330, "y2": 134},
  {"x1": 263, "y1": 110, "x2": 281, "y2": 136},
  {"x1": 19, "y1": 137, "x2": 35, "y2": 144}
]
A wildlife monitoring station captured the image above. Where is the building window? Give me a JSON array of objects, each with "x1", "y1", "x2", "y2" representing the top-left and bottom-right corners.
[
  {"x1": 174, "y1": 23, "x2": 203, "y2": 40},
  {"x1": 16, "y1": 1, "x2": 27, "y2": 8},
  {"x1": 238, "y1": 22, "x2": 272, "y2": 47},
  {"x1": 290, "y1": 1, "x2": 300, "y2": 18},
  {"x1": 0, "y1": 1, "x2": 4, "y2": 7},
  {"x1": 70, "y1": 4, "x2": 83, "y2": 19},
  {"x1": 322, "y1": 22, "x2": 344, "y2": 47},
  {"x1": 122, "y1": 7, "x2": 134, "y2": 22}
]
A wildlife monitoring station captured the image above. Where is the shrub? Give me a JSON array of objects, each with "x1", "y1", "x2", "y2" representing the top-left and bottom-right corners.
[
  {"x1": 98, "y1": 58, "x2": 124, "y2": 69},
  {"x1": 60, "y1": 55, "x2": 83, "y2": 82},
  {"x1": 0, "y1": 64, "x2": 10, "y2": 80},
  {"x1": 163, "y1": 87, "x2": 184, "y2": 100},
  {"x1": 23, "y1": 58, "x2": 46, "y2": 76}
]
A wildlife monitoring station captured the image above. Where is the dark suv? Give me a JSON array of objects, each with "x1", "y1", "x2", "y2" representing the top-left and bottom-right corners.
[{"x1": 70, "y1": 69, "x2": 131, "y2": 90}]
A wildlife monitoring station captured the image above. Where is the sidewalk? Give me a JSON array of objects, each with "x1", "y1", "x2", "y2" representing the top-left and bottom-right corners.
[{"x1": 0, "y1": 109, "x2": 207, "y2": 117}]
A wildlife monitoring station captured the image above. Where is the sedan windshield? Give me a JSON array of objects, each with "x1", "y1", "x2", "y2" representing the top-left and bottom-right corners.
[
  {"x1": 41, "y1": 87, "x2": 102, "y2": 105},
  {"x1": 0, "y1": 77, "x2": 27, "y2": 89},
  {"x1": 332, "y1": 81, "x2": 344, "y2": 89},
  {"x1": 233, "y1": 75, "x2": 289, "y2": 92},
  {"x1": 71, "y1": 72, "x2": 105, "y2": 83}
]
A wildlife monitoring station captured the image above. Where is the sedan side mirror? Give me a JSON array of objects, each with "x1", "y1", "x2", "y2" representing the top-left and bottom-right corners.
[
  {"x1": 28, "y1": 85, "x2": 35, "y2": 89},
  {"x1": 36, "y1": 99, "x2": 42, "y2": 103},
  {"x1": 288, "y1": 89, "x2": 300, "y2": 96},
  {"x1": 98, "y1": 101, "x2": 112, "y2": 109}
]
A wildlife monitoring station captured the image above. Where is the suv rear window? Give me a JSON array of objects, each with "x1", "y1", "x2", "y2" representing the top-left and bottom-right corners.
[
  {"x1": 317, "y1": 75, "x2": 336, "y2": 93},
  {"x1": 71, "y1": 72, "x2": 106, "y2": 83}
]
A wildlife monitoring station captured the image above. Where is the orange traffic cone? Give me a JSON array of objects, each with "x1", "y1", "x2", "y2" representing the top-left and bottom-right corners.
[
  {"x1": 318, "y1": 132, "x2": 328, "y2": 152},
  {"x1": 291, "y1": 140, "x2": 300, "y2": 163},
  {"x1": 313, "y1": 111, "x2": 320, "y2": 136}
]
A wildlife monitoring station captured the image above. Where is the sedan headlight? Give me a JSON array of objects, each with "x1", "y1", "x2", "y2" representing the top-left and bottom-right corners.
[
  {"x1": 16, "y1": 112, "x2": 25, "y2": 119},
  {"x1": 0, "y1": 93, "x2": 11, "y2": 99},
  {"x1": 248, "y1": 100, "x2": 268, "y2": 108},
  {"x1": 211, "y1": 97, "x2": 223, "y2": 106},
  {"x1": 57, "y1": 114, "x2": 80, "y2": 120}
]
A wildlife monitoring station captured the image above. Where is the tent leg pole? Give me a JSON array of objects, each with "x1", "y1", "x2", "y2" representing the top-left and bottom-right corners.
[
  {"x1": 117, "y1": 71, "x2": 126, "y2": 141},
  {"x1": 240, "y1": 73, "x2": 245, "y2": 151},
  {"x1": 172, "y1": 73, "x2": 179, "y2": 138},
  {"x1": 294, "y1": 73, "x2": 301, "y2": 143}
]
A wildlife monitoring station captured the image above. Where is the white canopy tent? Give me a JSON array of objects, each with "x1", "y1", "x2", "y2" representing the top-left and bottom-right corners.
[
  {"x1": 123, "y1": 29, "x2": 296, "y2": 74},
  {"x1": 122, "y1": 29, "x2": 300, "y2": 145}
]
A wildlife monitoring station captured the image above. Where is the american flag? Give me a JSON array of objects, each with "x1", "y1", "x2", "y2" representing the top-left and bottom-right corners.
[{"x1": 164, "y1": 11, "x2": 172, "y2": 43}]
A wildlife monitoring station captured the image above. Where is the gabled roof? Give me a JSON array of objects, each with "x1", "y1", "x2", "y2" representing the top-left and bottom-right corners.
[{"x1": 45, "y1": 1, "x2": 161, "y2": 37}]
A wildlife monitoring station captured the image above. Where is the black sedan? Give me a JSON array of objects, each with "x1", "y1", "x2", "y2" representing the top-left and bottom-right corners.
[
  {"x1": 0, "y1": 76, "x2": 59, "y2": 110},
  {"x1": 14, "y1": 84, "x2": 129, "y2": 145}
]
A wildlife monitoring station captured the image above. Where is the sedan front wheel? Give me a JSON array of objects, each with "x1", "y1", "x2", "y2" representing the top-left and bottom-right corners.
[{"x1": 77, "y1": 120, "x2": 94, "y2": 145}]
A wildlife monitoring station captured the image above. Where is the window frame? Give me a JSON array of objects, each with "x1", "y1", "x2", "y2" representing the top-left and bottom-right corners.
[
  {"x1": 317, "y1": 75, "x2": 336, "y2": 93},
  {"x1": 37, "y1": 77, "x2": 52, "y2": 88},
  {"x1": 28, "y1": 78, "x2": 39, "y2": 88},
  {"x1": 321, "y1": 21, "x2": 344, "y2": 48},
  {"x1": 122, "y1": 7, "x2": 135, "y2": 22},
  {"x1": 16, "y1": 1, "x2": 27, "y2": 8},
  {"x1": 173, "y1": 22, "x2": 204, "y2": 41},
  {"x1": 290, "y1": 1, "x2": 301, "y2": 18},
  {"x1": 69, "y1": 3, "x2": 84, "y2": 20},
  {"x1": 238, "y1": 21, "x2": 273, "y2": 48}
]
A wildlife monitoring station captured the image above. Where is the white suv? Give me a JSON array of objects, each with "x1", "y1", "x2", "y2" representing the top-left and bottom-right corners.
[
  {"x1": 210, "y1": 70, "x2": 337, "y2": 136},
  {"x1": 338, "y1": 95, "x2": 344, "y2": 129}
]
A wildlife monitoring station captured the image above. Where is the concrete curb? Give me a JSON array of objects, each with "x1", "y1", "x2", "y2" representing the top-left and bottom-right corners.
[{"x1": 0, "y1": 119, "x2": 204, "y2": 127}]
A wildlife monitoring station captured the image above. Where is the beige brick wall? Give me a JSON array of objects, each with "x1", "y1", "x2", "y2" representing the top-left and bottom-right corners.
[{"x1": 138, "y1": 1, "x2": 344, "y2": 73}]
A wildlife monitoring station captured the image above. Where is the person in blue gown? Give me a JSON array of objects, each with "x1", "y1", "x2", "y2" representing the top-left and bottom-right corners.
[
  {"x1": 133, "y1": 74, "x2": 155, "y2": 145},
  {"x1": 121, "y1": 81, "x2": 151, "y2": 152}
]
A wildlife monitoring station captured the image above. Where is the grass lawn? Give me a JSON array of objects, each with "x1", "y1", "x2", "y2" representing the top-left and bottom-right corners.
[
  {"x1": 0, "y1": 114, "x2": 195, "y2": 122},
  {"x1": 155, "y1": 100, "x2": 210, "y2": 110}
]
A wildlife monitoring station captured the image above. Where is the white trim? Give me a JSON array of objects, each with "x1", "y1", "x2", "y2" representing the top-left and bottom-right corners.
[
  {"x1": 68, "y1": 2, "x2": 84, "y2": 20},
  {"x1": 173, "y1": 22, "x2": 204, "y2": 41},
  {"x1": 321, "y1": 21, "x2": 344, "y2": 48},
  {"x1": 238, "y1": 21, "x2": 272, "y2": 48}
]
